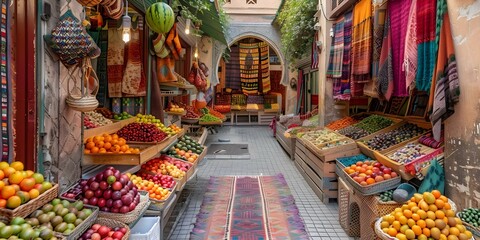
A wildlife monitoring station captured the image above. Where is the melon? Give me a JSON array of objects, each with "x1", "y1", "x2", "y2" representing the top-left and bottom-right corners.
[{"x1": 146, "y1": 2, "x2": 174, "y2": 34}]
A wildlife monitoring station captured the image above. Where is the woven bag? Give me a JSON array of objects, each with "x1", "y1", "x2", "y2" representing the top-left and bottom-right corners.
[
  {"x1": 44, "y1": 9, "x2": 100, "y2": 67},
  {"x1": 66, "y1": 60, "x2": 100, "y2": 112}
]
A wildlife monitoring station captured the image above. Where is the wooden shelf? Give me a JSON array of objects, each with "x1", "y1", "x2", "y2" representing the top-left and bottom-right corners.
[
  {"x1": 165, "y1": 110, "x2": 186, "y2": 116},
  {"x1": 160, "y1": 82, "x2": 196, "y2": 90},
  {"x1": 84, "y1": 118, "x2": 136, "y2": 141}
]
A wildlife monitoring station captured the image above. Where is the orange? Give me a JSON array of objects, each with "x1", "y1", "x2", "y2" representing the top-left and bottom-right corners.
[
  {"x1": 436, "y1": 210, "x2": 445, "y2": 219},
  {"x1": 111, "y1": 139, "x2": 119, "y2": 146},
  {"x1": 407, "y1": 219, "x2": 416, "y2": 227},
  {"x1": 10, "y1": 161, "x2": 24, "y2": 171},
  {"x1": 412, "y1": 225, "x2": 422, "y2": 236},
  {"x1": 112, "y1": 134, "x2": 119, "y2": 140},
  {"x1": 429, "y1": 204, "x2": 438, "y2": 212},
  {"x1": 444, "y1": 202, "x2": 451, "y2": 210},
  {"x1": 28, "y1": 189, "x2": 39, "y2": 199},
  {"x1": 0, "y1": 199, "x2": 6, "y2": 208},
  {"x1": 86, "y1": 142, "x2": 95, "y2": 150},
  {"x1": 1, "y1": 186, "x2": 16, "y2": 199},
  {"x1": 432, "y1": 190, "x2": 441, "y2": 199},
  {"x1": 404, "y1": 210, "x2": 413, "y2": 218},
  {"x1": 103, "y1": 142, "x2": 112, "y2": 150},
  {"x1": 412, "y1": 213, "x2": 420, "y2": 221},
  {"x1": 93, "y1": 136, "x2": 101, "y2": 144},
  {"x1": 10, "y1": 184, "x2": 20, "y2": 192},
  {"x1": 84, "y1": 149, "x2": 91, "y2": 154},
  {"x1": 0, "y1": 162, "x2": 9, "y2": 170},
  {"x1": 9, "y1": 171, "x2": 24, "y2": 185},
  {"x1": 392, "y1": 221, "x2": 401, "y2": 231},
  {"x1": 445, "y1": 210, "x2": 455, "y2": 218},
  {"x1": 19, "y1": 178, "x2": 35, "y2": 191},
  {"x1": 6, "y1": 196, "x2": 21, "y2": 209},
  {"x1": 366, "y1": 178, "x2": 375, "y2": 185},
  {"x1": 91, "y1": 147, "x2": 99, "y2": 154},
  {"x1": 417, "y1": 219, "x2": 426, "y2": 229},
  {"x1": 387, "y1": 228, "x2": 398, "y2": 237},
  {"x1": 417, "y1": 210, "x2": 427, "y2": 220},
  {"x1": 104, "y1": 135, "x2": 112, "y2": 143},
  {"x1": 86, "y1": 137, "x2": 94, "y2": 143},
  {"x1": 25, "y1": 170, "x2": 34, "y2": 177},
  {"x1": 422, "y1": 228, "x2": 431, "y2": 237},
  {"x1": 439, "y1": 196, "x2": 448, "y2": 203},
  {"x1": 3, "y1": 167, "x2": 16, "y2": 178},
  {"x1": 399, "y1": 216, "x2": 408, "y2": 225},
  {"x1": 96, "y1": 141, "x2": 105, "y2": 148},
  {"x1": 118, "y1": 138, "x2": 126, "y2": 146},
  {"x1": 120, "y1": 145, "x2": 128, "y2": 152},
  {"x1": 449, "y1": 227, "x2": 460, "y2": 236},
  {"x1": 0, "y1": 181, "x2": 4, "y2": 191},
  {"x1": 0, "y1": 170, "x2": 4, "y2": 180},
  {"x1": 99, "y1": 148, "x2": 107, "y2": 153}
]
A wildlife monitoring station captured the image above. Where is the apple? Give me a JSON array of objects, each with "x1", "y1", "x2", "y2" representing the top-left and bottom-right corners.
[
  {"x1": 391, "y1": 172, "x2": 398, "y2": 178},
  {"x1": 383, "y1": 168, "x2": 392, "y2": 174}
]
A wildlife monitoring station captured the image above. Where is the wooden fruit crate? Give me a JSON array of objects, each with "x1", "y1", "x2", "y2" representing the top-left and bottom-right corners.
[
  {"x1": 82, "y1": 144, "x2": 160, "y2": 166},
  {"x1": 127, "y1": 135, "x2": 178, "y2": 153},
  {"x1": 275, "y1": 122, "x2": 295, "y2": 160},
  {"x1": 83, "y1": 118, "x2": 136, "y2": 141},
  {"x1": 356, "y1": 121, "x2": 430, "y2": 159}
]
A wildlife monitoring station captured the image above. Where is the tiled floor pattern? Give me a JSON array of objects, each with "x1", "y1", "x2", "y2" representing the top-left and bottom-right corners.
[{"x1": 170, "y1": 126, "x2": 354, "y2": 240}]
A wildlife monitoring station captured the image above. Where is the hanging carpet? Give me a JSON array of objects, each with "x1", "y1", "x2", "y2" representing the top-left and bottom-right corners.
[
  {"x1": 239, "y1": 43, "x2": 259, "y2": 95},
  {"x1": 259, "y1": 42, "x2": 271, "y2": 94},
  {"x1": 225, "y1": 46, "x2": 241, "y2": 90},
  {"x1": 190, "y1": 174, "x2": 309, "y2": 240},
  {"x1": 1, "y1": 0, "x2": 11, "y2": 161}
]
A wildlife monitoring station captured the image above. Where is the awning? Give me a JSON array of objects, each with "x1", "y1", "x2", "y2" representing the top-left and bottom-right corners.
[{"x1": 130, "y1": 0, "x2": 228, "y2": 46}]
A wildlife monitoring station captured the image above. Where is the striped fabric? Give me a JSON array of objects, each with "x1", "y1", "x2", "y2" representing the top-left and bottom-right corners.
[
  {"x1": 1, "y1": 0, "x2": 10, "y2": 161},
  {"x1": 259, "y1": 42, "x2": 271, "y2": 93},
  {"x1": 239, "y1": 43, "x2": 259, "y2": 95},
  {"x1": 326, "y1": 19, "x2": 345, "y2": 78},
  {"x1": 311, "y1": 31, "x2": 319, "y2": 70},
  {"x1": 225, "y1": 46, "x2": 241, "y2": 90}
]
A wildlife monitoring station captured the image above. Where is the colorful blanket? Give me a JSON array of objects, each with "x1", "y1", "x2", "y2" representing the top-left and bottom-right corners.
[
  {"x1": 1, "y1": 0, "x2": 10, "y2": 161},
  {"x1": 326, "y1": 18, "x2": 345, "y2": 78},
  {"x1": 191, "y1": 174, "x2": 309, "y2": 240},
  {"x1": 333, "y1": 10, "x2": 352, "y2": 101},
  {"x1": 226, "y1": 46, "x2": 241, "y2": 90},
  {"x1": 259, "y1": 42, "x2": 271, "y2": 94},
  {"x1": 416, "y1": 0, "x2": 437, "y2": 92},
  {"x1": 239, "y1": 43, "x2": 259, "y2": 95},
  {"x1": 351, "y1": 0, "x2": 373, "y2": 96}
]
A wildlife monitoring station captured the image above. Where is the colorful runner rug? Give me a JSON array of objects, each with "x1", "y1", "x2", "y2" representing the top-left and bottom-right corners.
[
  {"x1": 191, "y1": 174, "x2": 309, "y2": 240},
  {"x1": 239, "y1": 43, "x2": 259, "y2": 95},
  {"x1": 259, "y1": 42, "x2": 270, "y2": 94}
]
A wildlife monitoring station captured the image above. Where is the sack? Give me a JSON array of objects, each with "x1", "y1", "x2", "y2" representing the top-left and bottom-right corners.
[
  {"x1": 44, "y1": 10, "x2": 100, "y2": 66},
  {"x1": 153, "y1": 34, "x2": 170, "y2": 58},
  {"x1": 156, "y1": 57, "x2": 177, "y2": 82},
  {"x1": 66, "y1": 59, "x2": 99, "y2": 112}
]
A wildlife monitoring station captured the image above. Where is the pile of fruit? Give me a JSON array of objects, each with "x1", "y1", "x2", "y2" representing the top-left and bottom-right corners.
[
  {"x1": 141, "y1": 158, "x2": 186, "y2": 179},
  {"x1": 301, "y1": 130, "x2": 344, "y2": 144},
  {"x1": 458, "y1": 208, "x2": 480, "y2": 228},
  {"x1": 95, "y1": 108, "x2": 115, "y2": 119},
  {"x1": 388, "y1": 143, "x2": 426, "y2": 164},
  {"x1": 379, "y1": 190, "x2": 395, "y2": 202},
  {"x1": 168, "y1": 124, "x2": 182, "y2": 135},
  {"x1": 379, "y1": 190, "x2": 473, "y2": 240},
  {"x1": 166, "y1": 103, "x2": 185, "y2": 113},
  {"x1": 363, "y1": 124, "x2": 428, "y2": 151},
  {"x1": 84, "y1": 134, "x2": 139, "y2": 154},
  {"x1": 116, "y1": 123, "x2": 168, "y2": 143},
  {"x1": 113, "y1": 112, "x2": 132, "y2": 120},
  {"x1": 355, "y1": 115, "x2": 394, "y2": 134},
  {"x1": 206, "y1": 107, "x2": 226, "y2": 120},
  {"x1": 0, "y1": 216, "x2": 60, "y2": 239},
  {"x1": 338, "y1": 125, "x2": 370, "y2": 140},
  {"x1": 343, "y1": 160, "x2": 398, "y2": 186},
  {"x1": 326, "y1": 117, "x2": 361, "y2": 131},
  {"x1": 213, "y1": 105, "x2": 231, "y2": 113},
  {"x1": 129, "y1": 172, "x2": 176, "y2": 189},
  {"x1": 76, "y1": 167, "x2": 141, "y2": 213},
  {"x1": 0, "y1": 161, "x2": 53, "y2": 209},
  {"x1": 128, "y1": 174, "x2": 172, "y2": 201},
  {"x1": 183, "y1": 106, "x2": 200, "y2": 119},
  {"x1": 27, "y1": 199, "x2": 92, "y2": 236},
  {"x1": 135, "y1": 114, "x2": 177, "y2": 137},
  {"x1": 199, "y1": 114, "x2": 221, "y2": 123},
  {"x1": 79, "y1": 223, "x2": 127, "y2": 240},
  {"x1": 84, "y1": 111, "x2": 113, "y2": 129}
]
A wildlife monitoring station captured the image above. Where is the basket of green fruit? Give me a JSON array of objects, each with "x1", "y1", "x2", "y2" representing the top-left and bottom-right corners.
[{"x1": 457, "y1": 208, "x2": 480, "y2": 237}]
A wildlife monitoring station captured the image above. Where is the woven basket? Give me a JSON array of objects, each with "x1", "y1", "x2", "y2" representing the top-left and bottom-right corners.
[
  {"x1": 93, "y1": 218, "x2": 130, "y2": 240},
  {"x1": 56, "y1": 204, "x2": 99, "y2": 240},
  {"x1": 338, "y1": 178, "x2": 360, "y2": 237},
  {"x1": 0, "y1": 184, "x2": 59, "y2": 223},
  {"x1": 457, "y1": 212, "x2": 480, "y2": 238},
  {"x1": 98, "y1": 193, "x2": 150, "y2": 225},
  {"x1": 66, "y1": 61, "x2": 100, "y2": 112}
]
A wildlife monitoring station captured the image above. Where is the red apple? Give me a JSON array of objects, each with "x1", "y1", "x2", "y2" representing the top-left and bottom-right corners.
[{"x1": 383, "y1": 168, "x2": 392, "y2": 174}]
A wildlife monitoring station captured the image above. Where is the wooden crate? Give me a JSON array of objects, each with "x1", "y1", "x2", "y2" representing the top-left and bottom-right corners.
[
  {"x1": 275, "y1": 122, "x2": 295, "y2": 159},
  {"x1": 294, "y1": 159, "x2": 337, "y2": 204},
  {"x1": 84, "y1": 118, "x2": 136, "y2": 141},
  {"x1": 83, "y1": 144, "x2": 160, "y2": 165}
]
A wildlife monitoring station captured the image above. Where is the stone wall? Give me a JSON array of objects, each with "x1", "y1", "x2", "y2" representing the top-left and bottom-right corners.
[
  {"x1": 444, "y1": 0, "x2": 480, "y2": 209},
  {"x1": 41, "y1": 0, "x2": 83, "y2": 191}
]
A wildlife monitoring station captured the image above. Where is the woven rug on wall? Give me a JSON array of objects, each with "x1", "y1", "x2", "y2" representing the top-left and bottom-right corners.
[
  {"x1": 239, "y1": 43, "x2": 259, "y2": 95},
  {"x1": 1, "y1": 0, "x2": 11, "y2": 161},
  {"x1": 259, "y1": 42, "x2": 271, "y2": 93},
  {"x1": 226, "y1": 46, "x2": 241, "y2": 90},
  {"x1": 190, "y1": 174, "x2": 309, "y2": 240}
]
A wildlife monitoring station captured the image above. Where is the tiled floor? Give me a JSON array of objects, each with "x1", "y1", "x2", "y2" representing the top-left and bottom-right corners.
[{"x1": 170, "y1": 126, "x2": 354, "y2": 240}]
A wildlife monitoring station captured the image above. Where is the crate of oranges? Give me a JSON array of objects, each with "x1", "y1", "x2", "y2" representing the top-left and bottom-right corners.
[
  {"x1": 375, "y1": 190, "x2": 474, "y2": 240},
  {"x1": 0, "y1": 161, "x2": 58, "y2": 222},
  {"x1": 82, "y1": 133, "x2": 159, "y2": 166},
  {"x1": 127, "y1": 173, "x2": 174, "y2": 211}
]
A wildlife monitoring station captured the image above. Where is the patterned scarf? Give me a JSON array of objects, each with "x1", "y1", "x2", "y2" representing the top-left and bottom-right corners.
[
  {"x1": 403, "y1": 0, "x2": 418, "y2": 93},
  {"x1": 377, "y1": 12, "x2": 394, "y2": 101},
  {"x1": 333, "y1": 11, "x2": 352, "y2": 101},
  {"x1": 326, "y1": 18, "x2": 345, "y2": 78},
  {"x1": 351, "y1": 0, "x2": 373, "y2": 96},
  {"x1": 416, "y1": 0, "x2": 437, "y2": 92}
]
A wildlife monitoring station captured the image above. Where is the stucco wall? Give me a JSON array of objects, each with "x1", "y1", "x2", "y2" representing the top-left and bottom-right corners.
[
  {"x1": 41, "y1": 0, "x2": 83, "y2": 191},
  {"x1": 223, "y1": 0, "x2": 281, "y2": 15},
  {"x1": 443, "y1": 0, "x2": 480, "y2": 209}
]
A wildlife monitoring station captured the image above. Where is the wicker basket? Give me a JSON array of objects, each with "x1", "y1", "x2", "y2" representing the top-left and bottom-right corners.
[
  {"x1": 56, "y1": 204, "x2": 99, "y2": 240},
  {"x1": 92, "y1": 218, "x2": 130, "y2": 240},
  {"x1": 457, "y1": 212, "x2": 480, "y2": 238},
  {"x1": 338, "y1": 178, "x2": 360, "y2": 237},
  {"x1": 0, "y1": 184, "x2": 59, "y2": 223},
  {"x1": 98, "y1": 193, "x2": 150, "y2": 225}
]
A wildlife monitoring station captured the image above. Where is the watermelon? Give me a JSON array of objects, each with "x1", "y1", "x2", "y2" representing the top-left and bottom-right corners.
[{"x1": 146, "y1": 2, "x2": 175, "y2": 34}]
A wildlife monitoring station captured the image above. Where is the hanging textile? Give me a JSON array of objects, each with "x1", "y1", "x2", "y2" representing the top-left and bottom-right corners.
[
  {"x1": 259, "y1": 42, "x2": 270, "y2": 93},
  {"x1": 388, "y1": 0, "x2": 411, "y2": 97},
  {"x1": 364, "y1": 1, "x2": 387, "y2": 98},
  {"x1": 430, "y1": 1, "x2": 459, "y2": 142},
  {"x1": 107, "y1": 26, "x2": 124, "y2": 98},
  {"x1": 226, "y1": 46, "x2": 241, "y2": 90},
  {"x1": 1, "y1": 0, "x2": 11, "y2": 161},
  {"x1": 416, "y1": 0, "x2": 437, "y2": 92},
  {"x1": 122, "y1": 29, "x2": 146, "y2": 96},
  {"x1": 350, "y1": 0, "x2": 372, "y2": 96},
  {"x1": 326, "y1": 19, "x2": 344, "y2": 78},
  {"x1": 239, "y1": 42, "x2": 259, "y2": 95},
  {"x1": 311, "y1": 32, "x2": 319, "y2": 70},
  {"x1": 377, "y1": 12, "x2": 394, "y2": 101},
  {"x1": 333, "y1": 11, "x2": 353, "y2": 101},
  {"x1": 96, "y1": 30, "x2": 109, "y2": 107},
  {"x1": 403, "y1": 0, "x2": 417, "y2": 93}
]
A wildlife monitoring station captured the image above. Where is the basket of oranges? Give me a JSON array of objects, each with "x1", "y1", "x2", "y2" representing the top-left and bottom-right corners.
[
  {"x1": 375, "y1": 190, "x2": 474, "y2": 240},
  {"x1": 0, "y1": 161, "x2": 58, "y2": 222}
]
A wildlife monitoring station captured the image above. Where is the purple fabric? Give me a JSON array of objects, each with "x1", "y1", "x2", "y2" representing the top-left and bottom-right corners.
[
  {"x1": 388, "y1": 0, "x2": 411, "y2": 97},
  {"x1": 226, "y1": 46, "x2": 241, "y2": 90}
]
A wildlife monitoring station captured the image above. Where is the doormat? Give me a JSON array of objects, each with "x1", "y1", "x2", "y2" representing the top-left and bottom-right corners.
[
  {"x1": 206, "y1": 143, "x2": 250, "y2": 160},
  {"x1": 190, "y1": 174, "x2": 309, "y2": 239}
]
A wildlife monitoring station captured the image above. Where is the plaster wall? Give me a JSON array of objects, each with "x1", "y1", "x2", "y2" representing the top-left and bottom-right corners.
[
  {"x1": 41, "y1": 0, "x2": 83, "y2": 191},
  {"x1": 443, "y1": 0, "x2": 480, "y2": 209},
  {"x1": 223, "y1": 0, "x2": 281, "y2": 15}
]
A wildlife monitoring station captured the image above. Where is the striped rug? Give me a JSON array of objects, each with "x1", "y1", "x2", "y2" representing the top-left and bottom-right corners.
[{"x1": 191, "y1": 174, "x2": 309, "y2": 240}]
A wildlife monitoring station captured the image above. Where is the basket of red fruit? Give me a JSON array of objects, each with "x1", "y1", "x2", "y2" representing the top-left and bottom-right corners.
[{"x1": 78, "y1": 218, "x2": 130, "y2": 240}]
